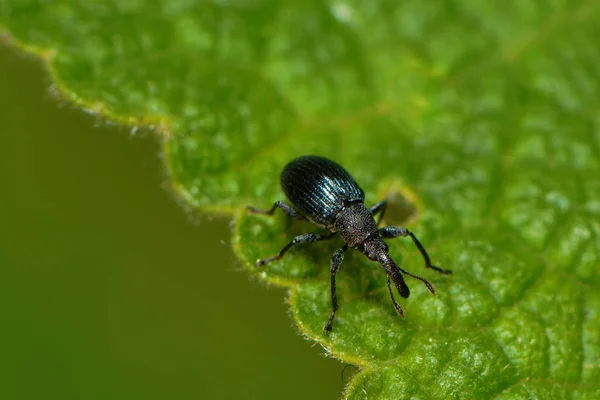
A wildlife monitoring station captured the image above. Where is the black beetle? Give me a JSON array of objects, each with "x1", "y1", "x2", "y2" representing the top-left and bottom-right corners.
[{"x1": 248, "y1": 155, "x2": 451, "y2": 332}]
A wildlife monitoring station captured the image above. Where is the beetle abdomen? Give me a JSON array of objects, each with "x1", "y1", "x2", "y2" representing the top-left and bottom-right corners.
[{"x1": 280, "y1": 155, "x2": 365, "y2": 225}]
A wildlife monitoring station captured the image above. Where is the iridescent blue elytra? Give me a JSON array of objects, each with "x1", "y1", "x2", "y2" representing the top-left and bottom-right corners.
[
  {"x1": 281, "y1": 156, "x2": 364, "y2": 226},
  {"x1": 248, "y1": 155, "x2": 451, "y2": 332}
]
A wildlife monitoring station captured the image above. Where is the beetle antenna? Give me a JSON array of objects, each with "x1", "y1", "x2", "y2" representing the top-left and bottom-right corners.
[
  {"x1": 380, "y1": 254, "x2": 436, "y2": 296},
  {"x1": 399, "y1": 267, "x2": 436, "y2": 295}
]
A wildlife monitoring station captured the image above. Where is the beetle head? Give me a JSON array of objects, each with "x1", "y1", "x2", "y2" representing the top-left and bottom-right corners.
[
  {"x1": 360, "y1": 237, "x2": 389, "y2": 261},
  {"x1": 361, "y1": 238, "x2": 412, "y2": 298}
]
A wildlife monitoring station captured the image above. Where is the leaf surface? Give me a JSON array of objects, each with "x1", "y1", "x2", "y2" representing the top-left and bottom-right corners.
[{"x1": 2, "y1": 0, "x2": 600, "y2": 398}]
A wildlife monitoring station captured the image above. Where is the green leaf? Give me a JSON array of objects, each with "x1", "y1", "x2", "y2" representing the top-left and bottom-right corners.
[{"x1": 2, "y1": 0, "x2": 600, "y2": 398}]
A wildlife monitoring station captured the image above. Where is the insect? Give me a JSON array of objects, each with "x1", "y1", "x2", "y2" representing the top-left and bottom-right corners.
[{"x1": 247, "y1": 155, "x2": 451, "y2": 331}]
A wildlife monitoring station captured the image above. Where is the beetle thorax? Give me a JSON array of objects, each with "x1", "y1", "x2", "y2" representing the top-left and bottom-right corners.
[{"x1": 332, "y1": 202, "x2": 379, "y2": 247}]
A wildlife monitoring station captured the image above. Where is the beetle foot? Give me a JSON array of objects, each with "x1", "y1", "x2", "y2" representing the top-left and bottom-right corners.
[{"x1": 431, "y1": 264, "x2": 452, "y2": 275}]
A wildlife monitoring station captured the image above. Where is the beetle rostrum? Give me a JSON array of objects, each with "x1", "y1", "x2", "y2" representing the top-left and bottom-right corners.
[{"x1": 247, "y1": 155, "x2": 451, "y2": 332}]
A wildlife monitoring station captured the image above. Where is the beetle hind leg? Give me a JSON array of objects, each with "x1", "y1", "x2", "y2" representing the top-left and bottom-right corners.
[
  {"x1": 256, "y1": 232, "x2": 336, "y2": 267},
  {"x1": 246, "y1": 201, "x2": 307, "y2": 220}
]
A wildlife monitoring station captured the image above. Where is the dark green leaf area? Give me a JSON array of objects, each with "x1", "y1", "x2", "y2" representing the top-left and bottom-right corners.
[
  {"x1": 237, "y1": 208, "x2": 600, "y2": 398},
  {"x1": 345, "y1": 334, "x2": 516, "y2": 400},
  {"x1": 494, "y1": 381, "x2": 599, "y2": 400}
]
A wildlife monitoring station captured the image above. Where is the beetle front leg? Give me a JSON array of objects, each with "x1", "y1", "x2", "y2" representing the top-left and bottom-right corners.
[
  {"x1": 324, "y1": 245, "x2": 348, "y2": 332},
  {"x1": 256, "y1": 232, "x2": 336, "y2": 267},
  {"x1": 247, "y1": 200, "x2": 307, "y2": 221},
  {"x1": 369, "y1": 200, "x2": 387, "y2": 226},
  {"x1": 379, "y1": 226, "x2": 452, "y2": 275}
]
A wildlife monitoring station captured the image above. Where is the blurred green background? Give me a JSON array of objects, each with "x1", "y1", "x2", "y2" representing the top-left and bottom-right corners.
[{"x1": 0, "y1": 44, "x2": 344, "y2": 399}]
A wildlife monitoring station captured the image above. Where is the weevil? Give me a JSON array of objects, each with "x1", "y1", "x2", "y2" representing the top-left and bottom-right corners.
[{"x1": 248, "y1": 155, "x2": 451, "y2": 331}]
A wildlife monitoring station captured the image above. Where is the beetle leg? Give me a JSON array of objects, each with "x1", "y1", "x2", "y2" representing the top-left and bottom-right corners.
[
  {"x1": 386, "y1": 276, "x2": 405, "y2": 317},
  {"x1": 369, "y1": 200, "x2": 387, "y2": 226},
  {"x1": 256, "y1": 232, "x2": 336, "y2": 267},
  {"x1": 379, "y1": 226, "x2": 452, "y2": 275},
  {"x1": 247, "y1": 201, "x2": 307, "y2": 220},
  {"x1": 324, "y1": 245, "x2": 348, "y2": 332}
]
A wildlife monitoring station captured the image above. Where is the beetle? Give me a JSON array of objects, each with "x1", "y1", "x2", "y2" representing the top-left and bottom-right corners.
[{"x1": 247, "y1": 155, "x2": 451, "y2": 332}]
